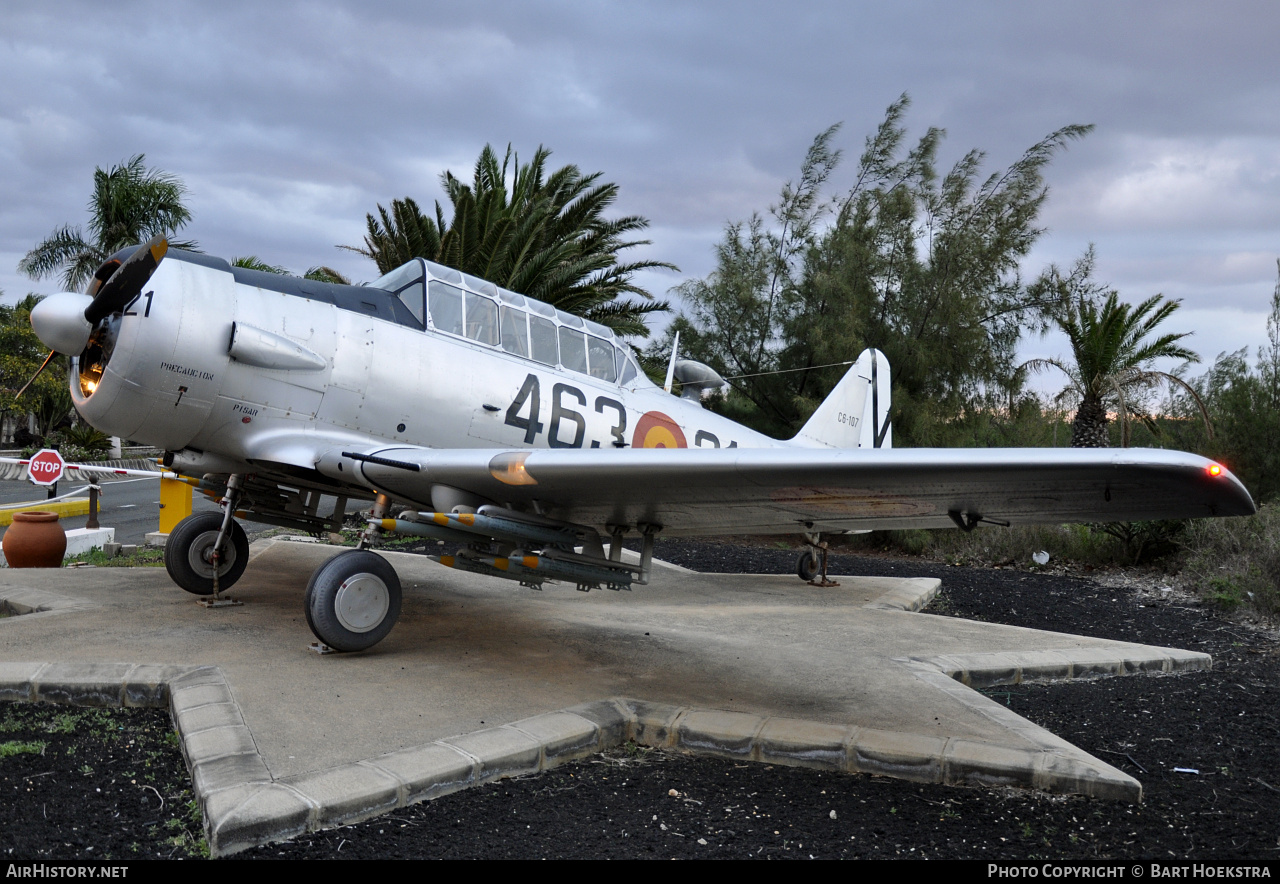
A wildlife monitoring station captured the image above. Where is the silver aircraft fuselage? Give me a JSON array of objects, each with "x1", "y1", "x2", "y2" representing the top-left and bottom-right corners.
[{"x1": 70, "y1": 252, "x2": 781, "y2": 489}]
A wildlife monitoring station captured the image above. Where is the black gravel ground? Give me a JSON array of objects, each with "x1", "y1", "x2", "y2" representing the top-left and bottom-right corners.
[{"x1": 2, "y1": 538, "x2": 1278, "y2": 861}]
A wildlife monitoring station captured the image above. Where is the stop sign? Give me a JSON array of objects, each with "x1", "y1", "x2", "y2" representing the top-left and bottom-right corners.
[{"x1": 27, "y1": 448, "x2": 66, "y2": 486}]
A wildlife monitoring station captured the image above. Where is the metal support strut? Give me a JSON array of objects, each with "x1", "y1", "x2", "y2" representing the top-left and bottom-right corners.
[
  {"x1": 359, "y1": 493, "x2": 393, "y2": 549},
  {"x1": 607, "y1": 524, "x2": 628, "y2": 563},
  {"x1": 209, "y1": 473, "x2": 244, "y2": 601},
  {"x1": 637, "y1": 522, "x2": 661, "y2": 586}
]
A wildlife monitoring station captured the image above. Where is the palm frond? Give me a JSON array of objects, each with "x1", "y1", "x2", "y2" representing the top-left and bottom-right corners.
[
  {"x1": 1043, "y1": 259, "x2": 1202, "y2": 447},
  {"x1": 343, "y1": 145, "x2": 675, "y2": 337}
]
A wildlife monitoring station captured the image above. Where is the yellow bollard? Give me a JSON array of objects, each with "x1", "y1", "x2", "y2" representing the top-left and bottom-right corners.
[{"x1": 159, "y1": 476, "x2": 193, "y2": 534}]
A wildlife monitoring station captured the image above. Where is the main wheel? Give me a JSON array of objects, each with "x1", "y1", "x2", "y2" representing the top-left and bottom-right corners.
[
  {"x1": 304, "y1": 550, "x2": 402, "y2": 652},
  {"x1": 165, "y1": 512, "x2": 249, "y2": 595},
  {"x1": 796, "y1": 548, "x2": 820, "y2": 582}
]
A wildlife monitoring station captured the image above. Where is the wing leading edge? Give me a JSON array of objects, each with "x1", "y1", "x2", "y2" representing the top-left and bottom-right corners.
[{"x1": 318, "y1": 446, "x2": 1256, "y2": 537}]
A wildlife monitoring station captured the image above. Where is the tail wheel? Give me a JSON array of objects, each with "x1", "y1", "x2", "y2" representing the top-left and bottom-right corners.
[
  {"x1": 796, "y1": 548, "x2": 820, "y2": 582},
  {"x1": 165, "y1": 512, "x2": 249, "y2": 595},
  {"x1": 304, "y1": 550, "x2": 402, "y2": 652}
]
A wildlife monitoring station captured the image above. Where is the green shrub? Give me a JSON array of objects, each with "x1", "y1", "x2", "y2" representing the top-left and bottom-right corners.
[
  {"x1": 62, "y1": 424, "x2": 112, "y2": 455},
  {"x1": 1089, "y1": 520, "x2": 1188, "y2": 565},
  {"x1": 842, "y1": 522, "x2": 1133, "y2": 568},
  {"x1": 1180, "y1": 504, "x2": 1280, "y2": 619}
]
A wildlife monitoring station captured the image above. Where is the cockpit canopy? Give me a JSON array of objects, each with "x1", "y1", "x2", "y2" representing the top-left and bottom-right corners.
[{"x1": 371, "y1": 259, "x2": 646, "y2": 387}]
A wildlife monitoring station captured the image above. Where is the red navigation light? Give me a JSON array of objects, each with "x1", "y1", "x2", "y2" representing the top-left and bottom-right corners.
[{"x1": 1207, "y1": 463, "x2": 1223, "y2": 477}]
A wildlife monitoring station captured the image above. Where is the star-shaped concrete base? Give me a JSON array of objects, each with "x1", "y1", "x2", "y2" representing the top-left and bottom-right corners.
[{"x1": 0, "y1": 540, "x2": 1208, "y2": 855}]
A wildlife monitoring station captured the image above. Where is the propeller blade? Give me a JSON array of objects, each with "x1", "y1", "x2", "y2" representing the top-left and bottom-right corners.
[
  {"x1": 83, "y1": 235, "x2": 168, "y2": 325},
  {"x1": 14, "y1": 350, "x2": 58, "y2": 400},
  {"x1": 86, "y1": 256, "x2": 121, "y2": 298}
]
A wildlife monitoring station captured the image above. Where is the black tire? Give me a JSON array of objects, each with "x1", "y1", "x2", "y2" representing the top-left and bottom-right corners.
[
  {"x1": 304, "y1": 550, "x2": 402, "y2": 652},
  {"x1": 165, "y1": 512, "x2": 249, "y2": 595},
  {"x1": 796, "y1": 548, "x2": 820, "y2": 582}
]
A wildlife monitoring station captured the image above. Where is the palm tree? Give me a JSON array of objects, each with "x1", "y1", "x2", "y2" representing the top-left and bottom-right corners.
[
  {"x1": 19, "y1": 155, "x2": 196, "y2": 291},
  {"x1": 343, "y1": 144, "x2": 673, "y2": 337},
  {"x1": 231, "y1": 256, "x2": 350, "y2": 284},
  {"x1": 1028, "y1": 263, "x2": 1208, "y2": 447}
]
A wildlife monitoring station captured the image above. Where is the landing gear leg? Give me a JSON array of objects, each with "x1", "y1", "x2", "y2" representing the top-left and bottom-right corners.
[
  {"x1": 358, "y1": 492, "x2": 393, "y2": 549},
  {"x1": 204, "y1": 474, "x2": 246, "y2": 603},
  {"x1": 798, "y1": 533, "x2": 839, "y2": 587},
  {"x1": 164, "y1": 474, "x2": 250, "y2": 599}
]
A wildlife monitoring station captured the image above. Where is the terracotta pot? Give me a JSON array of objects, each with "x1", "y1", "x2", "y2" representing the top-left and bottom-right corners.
[{"x1": 2, "y1": 510, "x2": 67, "y2": 568}]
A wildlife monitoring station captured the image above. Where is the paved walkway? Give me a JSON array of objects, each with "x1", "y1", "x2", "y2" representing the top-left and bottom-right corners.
[{"x1": 0, "y1": 540, "x2": 1209, "y2": 855}]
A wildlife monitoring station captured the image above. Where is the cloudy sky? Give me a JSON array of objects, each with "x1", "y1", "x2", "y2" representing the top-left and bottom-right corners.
[{"x1": 3, "y1": 0, "x2": 1277, "y2": 386}]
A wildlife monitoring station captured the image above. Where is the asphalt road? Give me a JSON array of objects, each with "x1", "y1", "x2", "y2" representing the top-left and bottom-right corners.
[{"x1": 0, "y1": 477, "x2": 351, "y2": 546}]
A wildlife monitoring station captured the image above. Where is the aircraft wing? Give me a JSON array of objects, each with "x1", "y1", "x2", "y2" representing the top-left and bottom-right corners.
[{"x1": 320, "y1": 446, "x2": 1256, "y2": 536}]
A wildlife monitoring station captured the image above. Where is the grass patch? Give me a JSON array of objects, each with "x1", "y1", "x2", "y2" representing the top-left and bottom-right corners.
[
  {"x1": 65, "y1": 546, "x2": 166, "y2": 567},
  {"x1": 0, "y1": 739, "x2": 46, "y2": 757}
]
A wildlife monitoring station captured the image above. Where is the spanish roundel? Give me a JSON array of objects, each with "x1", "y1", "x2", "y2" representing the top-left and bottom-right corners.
[{"x1": 632, "y1": 411, "x2": 687, "y2": 449}]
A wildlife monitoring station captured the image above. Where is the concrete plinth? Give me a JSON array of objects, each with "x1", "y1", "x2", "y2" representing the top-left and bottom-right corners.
[{"x1": 0, "y1": 540, "x2": 1211, "y2": 856}]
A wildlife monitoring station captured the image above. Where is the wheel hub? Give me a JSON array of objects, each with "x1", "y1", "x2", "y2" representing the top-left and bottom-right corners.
[
  {"x1": 333, "y1": 574, "x2": 390, "y2": 633},
  {"x1": 188, "y1": 530, "x2": 236, "y2": 578}
]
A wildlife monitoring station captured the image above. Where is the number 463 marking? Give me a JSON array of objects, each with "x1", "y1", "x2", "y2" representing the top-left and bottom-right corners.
[{"x1": 505, "y1": 373, "x2": 626, "y2": 449}]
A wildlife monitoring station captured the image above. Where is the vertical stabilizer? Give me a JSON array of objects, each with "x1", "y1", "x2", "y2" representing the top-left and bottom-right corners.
[{"x1": 791, "y1": 349, "x2": 892, "y2": 449}]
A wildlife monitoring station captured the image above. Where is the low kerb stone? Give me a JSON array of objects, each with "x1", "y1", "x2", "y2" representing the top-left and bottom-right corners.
[
  {"x1": 627, "y1": 699, "x2": 684, "y2": 747},
  {"x1": 563, "y1": 698, "x2": 632, "y2": 747},
  {"x1": 862, "y1": 577, "x2": 942, "y2": 612},
  {"x1": 923, "y1": 649, "x2": 1078, "y2": 686},
  {"x1": 1032, "y1": 748, "x2": 1143, "y2": 802},
  {"x1": 281, "y1": 763, "x2": 403, "y2": 829},
  {"x1": 676, "y1": 708, "x2": 767, "y2": 759},
  {"x1": 122, "y1": 663, "x2": 192, "y2": 706},
  {"x1": 176, "y1": 701, "x2": 246, "y2": 735},
  {"x1": 850, "y1": 728, "x2": 948, "y2": 783},
  {"x1": 366, "y1": 743, "x2": 477, "y2": 804},
  {"x1": 191, "y1": 753, "x2": 273, "y2": 796},
  {"x1": 205, "y1": 783, "x2": 314, "y2": 857},
  {"x1": 439, "y1": 726, "x2": 542, "y2": 782},
  {"x1": 1003, "y1": 650, "x2": 1079, "y2": 682},
  {"x1": 1160, "y1": 648, "x2": 1213, "y2": 671},
  {"x1": 943, "y1": 738, "x2": 1046, "y2": 790},
  {"x1": 0, "y1": 661, "x2": 44, "y2": 701},
  {"x1": 169, "y1": 681, "x2": 237, "y2": 714},
  {"x1": 1127, "y1": 646, "x2": 1212, "y2": 674},
  {"x1": 167, "y1": 666, "x2": 228, "y2": 691},
  {"x1": 1065, "y1": 648, "x2": 1131, "y2": 679},
  {"x1": 756, "y1": 717, "x2": 852, "y2": 769},
  {"x1": 182, "y1": 724, "x2": 258, "y2": 766},
  {"x1": 507, "y1": 710, "x2": 603, "y2": 763},
  {"x1": 34, "y1": 662, "x2": 135, "y2": 706}
]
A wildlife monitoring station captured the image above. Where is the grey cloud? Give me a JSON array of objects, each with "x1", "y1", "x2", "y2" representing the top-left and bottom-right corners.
[{"x1": 3, "y1": 0, "x2": 1277, "y2": 368}]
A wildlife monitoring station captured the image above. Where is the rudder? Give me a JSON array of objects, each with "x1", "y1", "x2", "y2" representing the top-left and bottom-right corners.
[{"x1": 791, "y1": 349, "x2": 891, "y2": 449}]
